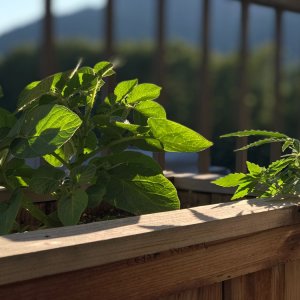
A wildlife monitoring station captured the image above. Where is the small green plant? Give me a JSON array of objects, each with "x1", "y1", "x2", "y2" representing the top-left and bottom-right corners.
[
  {"x1": 213, "y1": 130, "x2": 300, "y2": 200},
  {"x1": 0, "y1": 61, "x2": 212, "y2": 234}
]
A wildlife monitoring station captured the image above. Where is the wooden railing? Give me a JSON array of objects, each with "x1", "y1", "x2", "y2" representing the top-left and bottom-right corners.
[
  {"x1": 37, "y1": 0, "x2": 300, "y2": 173},
  {"x1": 1, "y1": 197, "x2": 300, "y2": 299}
]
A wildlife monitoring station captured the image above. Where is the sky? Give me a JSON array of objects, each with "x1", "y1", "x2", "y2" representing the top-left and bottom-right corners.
[{"x1": 0, "y1": 0, "x2": 106, "y2": 36}]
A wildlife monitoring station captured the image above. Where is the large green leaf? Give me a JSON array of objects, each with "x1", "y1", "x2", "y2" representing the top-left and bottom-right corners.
[
  {"x1": 63, "y1": 72, "x2": 102, "y2": 99},
  {"x1": 43, "y1": 141, "x2": 75, "y2": 167},
  {"x1": 84, "y1": 131, "x2": 98, "y2": 154},
  {"x1": 71, "y1": 165, "x2": 97, "y2": 185},
  {"x1": 0, "y1": 108, "x2": 16, "y2": 129},
  {"x1": 246, "y1": 161, "x2": 264, "y2": 175},
  {"x1": 102, "y1": 151, "x2": 179, "y2": 214},
  {"x1": 0, "y1": 108, "x2": 16, "y2": 142},
  {"x1": 10, "y1": 104, "x2": 82, "y2": 158},
  {"x1": 114, "y1": 79, "x2": 138, "y2": 102},
  {"x1": 17, "y1": 73, "x2": 63, "y2": 111},
  {"x1": 212, "y1": 173, "x2": 246, "y2": 187},
  {"x1": 148, "y1": 118, "x2": 212, "y2": 152},
  {"x1": 0, "y1": 189, "x2": 22, "y2": 235},
  {"x1": 57, "y1": 189, "x2": 88, "y2": 226},
  {"x1": 133, "y1": 100, "x2": 166, "y2": 125},
  {"x1": 86, "y1": 184, "x2": 106, "y2": 208},
  {"x1": 126, "y1": 83, "x2": 161, "y2": 104},
  {"x1": 29, "y1": 165, "x2": 65, "y2": 194},
  {"x1": 114, "y1": 121, "x2": 149, "y2": 134}
]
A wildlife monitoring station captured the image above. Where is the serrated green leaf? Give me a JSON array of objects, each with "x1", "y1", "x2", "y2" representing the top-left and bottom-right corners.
[
  {"x1": 0, "y1": 189, "x2": 22, "y2": 235},
  {"x1": 114, "y1": 79, "x2": 138, "y2": 102},
  {"x1": 236, "y1": 138, "x2": 287, "y2": 151},
  {"x1": 267, "y1": 158, "x2": 291, "y2": 175},
  {"x1": 10, "y1": 104, "x2": 82, "y2": 158},
  {"x1": 29, "y1": 165, "x2": 65, "y2": 194},
  {"x1": 246, "y1": 161, "x2": 264, "y2": 175},
  {"x1": 148, "y1": 118, "x2": 212, "y2": 152},
  {"x1": 126, "y1": 83, "x2": 161, "y2": 104},
  {"x1": 93, "y1": 61, "x2": 115, "y2": 77},
  {"x1": 57, "y1": 189, "x2": 88, "y2": 226},
  {"x1": 133, "y1": 100, "x2": 166, "y2": 125},
  {"x1": 221, "y1": 130, "x2": 288, "y2": 139},
  {"x1": 212, "y1": 173, "x2": 246, "y2": 187},
  {"x1": 231, "y1": 183, "x2": 251, "y2": 200},
  {"x1": 282, "y1": 140, "x2": 293, "y2": 152}
]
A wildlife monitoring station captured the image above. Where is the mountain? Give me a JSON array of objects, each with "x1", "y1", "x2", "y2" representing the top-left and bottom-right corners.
[{"x1": 0, "y1": 0, "x2": 300, "y2": 59}]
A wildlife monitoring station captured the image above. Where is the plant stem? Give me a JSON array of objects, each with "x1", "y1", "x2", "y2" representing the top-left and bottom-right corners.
[
  {"x1": 51, "y1": 152, "x2": 70, "y2": 169},
  {"x1": 78, "y1": 80, "x2": 101, "y2": 158},
  {"x1": 82, "y1": 136, "x2": 148, "y2": 163}
]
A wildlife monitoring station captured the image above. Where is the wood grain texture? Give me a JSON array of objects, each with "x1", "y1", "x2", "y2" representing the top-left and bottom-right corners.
[
  {"x1": 250, "y1": 0, "x2": 300, "y2": 12},
  {"x1": 285, "y1": 260, "x2": 300, "y2": 299},
  {"x1": 1, "y1": 223, "x2": 300, "y2": 299},
  {"x1": 159, "y1": 283, "x2": 222, "y2": 300},
  {"x1": 1, "y1": 198, "x2": 300, "y2": 286},
  {"x1": 164, "y1": 171, "x2": 233, "y2": 194},
  {"x1": 224, "y1": 265, "x2": 285, "y2": 300}
]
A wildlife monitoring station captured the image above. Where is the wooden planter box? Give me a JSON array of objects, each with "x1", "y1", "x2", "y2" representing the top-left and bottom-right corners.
[
  {"x1": 1, "y1": 194, "x2": 300, "y2": 299},
  {"x1": 0, "y1": 172, "x2": 234, "y2": 227}
]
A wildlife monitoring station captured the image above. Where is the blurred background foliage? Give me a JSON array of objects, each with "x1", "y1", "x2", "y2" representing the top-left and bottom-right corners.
[{"x1": 0, "y1": 41, "x2": 299, "y2": 170}]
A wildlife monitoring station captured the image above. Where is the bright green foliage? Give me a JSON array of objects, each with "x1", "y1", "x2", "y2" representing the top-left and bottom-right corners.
[
  {"x1": 213, "y1": 130, "x2": 300, "y2": 200},
  {"x1": 0, "y1": 61, "x2": 212, "y2": 234},
  {"x1": 0, "y1": 189, "x2": 22, "y2": 235},
  {"x1": 148, "y1": 118, "x2": 212, "y2": 152}
]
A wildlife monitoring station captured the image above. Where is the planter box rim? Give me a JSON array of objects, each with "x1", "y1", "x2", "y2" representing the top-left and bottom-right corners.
[{"x1": 1, "y1": 197, "x2": 300, "y2": 286}]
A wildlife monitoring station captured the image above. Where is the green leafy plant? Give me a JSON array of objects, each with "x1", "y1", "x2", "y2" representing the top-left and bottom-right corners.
[
  {"x1": 0, "y1": 61, "x2": 212, "y2": 234},
  {"x1": 213, "y1": 130, "x2": 300, "y2": 200}
]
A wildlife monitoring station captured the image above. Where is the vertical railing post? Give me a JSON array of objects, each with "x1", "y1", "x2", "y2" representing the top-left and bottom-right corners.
[
  {"x1": 235, "y1": 0, "x2": 250, "y2": 173},
  {"x1": 198, "y1": 0, "x2": 212, "y2": 174},
  {"x1": 40, "y1": 0, "x2": 56, "y2": 77},
  {"x1": 153, "y1": 0, "x2": 166, "y2": 169},
  {"x1": 270, "y1": 8, "x2": 283, "y2": 161},
  {"x1": 105, "y1": 0, "x2": 114, "y2": 59},
  {"x1": 105, "y1": 0, "x2": 115, "y2": 93}
]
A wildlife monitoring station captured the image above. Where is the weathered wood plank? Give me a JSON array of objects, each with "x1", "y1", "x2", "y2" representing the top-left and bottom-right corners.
[
  {"x1": 164, "y1": 171, "x2": 234, "y2": 194},
  {"x1": 285, "y1": 260, "x2": 300, "y2": 299},
  {"x1": 0, "y1": 198, "x2": 299, "y2": 286},
  {"x1": 159, "y1": 283, "x2": 222, "y2": 300},
  {"x1": 0, "y1": 223, "x2": 299, "y2": 299},
  {"x1": 223, "y1": 264, "x2": 285, "y2": 299},
  {"x1": 249, "y1": 0, "x2": 300, "y2": 12}
]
